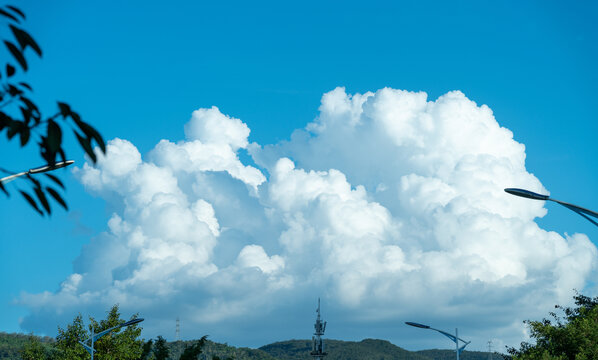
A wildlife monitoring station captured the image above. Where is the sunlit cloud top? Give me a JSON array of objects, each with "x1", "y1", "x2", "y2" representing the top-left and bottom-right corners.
[{"x1": 19, "y1": 87, "x2": 597, "y2": 350}]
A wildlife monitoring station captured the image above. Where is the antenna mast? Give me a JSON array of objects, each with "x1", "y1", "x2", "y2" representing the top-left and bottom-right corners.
[
  {"x1": 176, "y1": 317, "x2": 180, "y2": 342},
  {"x1": 311, "y1": 298, "x2": 327, "y2": 360}
]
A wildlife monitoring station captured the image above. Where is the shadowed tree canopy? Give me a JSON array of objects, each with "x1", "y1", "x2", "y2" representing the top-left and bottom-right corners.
[
  {"x1": 0, "y1": 4, "x2": 105, "y2": 216},
  {"x1": 506, "y1": 292, "x2": 598, "y2": 360},
  {"x1": 20, "y1": 335, "x2": 56, "y2": 360},
  {"x1": 153, "y1": 336, "x2": 170, "y2": 360},
  {"x1": 178, "y1": 335, "x2": 208, "y2": 360},
  {"x1": 138, "y1": 339, "x2": 153, "y2": 360}
]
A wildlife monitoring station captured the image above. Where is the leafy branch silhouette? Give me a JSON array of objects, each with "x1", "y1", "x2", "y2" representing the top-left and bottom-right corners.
[{"x1": 0, "y1": 4, "x2": 105, "y2": 215}]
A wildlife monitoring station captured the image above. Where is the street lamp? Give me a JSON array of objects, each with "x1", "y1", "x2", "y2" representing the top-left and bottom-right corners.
[
  {"x1": 0, "y1": 160, "x2": 75, "y2": 183},
  {"x1": 504, "y1": 188, "x2": 598, "y2": 227},
  {"x1": 405, "y1": 322, "x2": 470, "y2": 360},
  {"x1": 79, "y1": 318, "x2": 144, "y2": 360}
]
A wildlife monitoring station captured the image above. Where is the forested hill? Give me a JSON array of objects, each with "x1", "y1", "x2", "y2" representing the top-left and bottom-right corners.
[
  {"x1": 168, "y1": 339, "x2": 278, "y2": 360},
  {"x1": 1, "y1": 332, "x2": 500, "y2": 360},
  {"x1": 260, "y1": 339, "x2": 428, "y2": 360},
  {"x1": 0, "y1": 332, "x2": 55, "y2": 359},
  {"x1": 259, "y1": 339, "x2": 495, "y2": 360},
  {"x1": 416, "y1": 348, "x2": 496, "y2": 360}
]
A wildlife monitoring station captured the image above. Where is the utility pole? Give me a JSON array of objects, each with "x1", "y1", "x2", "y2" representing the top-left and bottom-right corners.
[{"x1": 310, "y1": 298, "x2": 327, "y2": 360}]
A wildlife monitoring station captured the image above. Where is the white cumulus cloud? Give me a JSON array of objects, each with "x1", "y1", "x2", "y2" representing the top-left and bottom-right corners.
[{"x1": 19, "y1": 88, "x2": 596, "y2": 351}]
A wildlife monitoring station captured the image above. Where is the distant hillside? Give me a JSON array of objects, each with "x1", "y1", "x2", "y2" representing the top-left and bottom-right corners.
[
  {"x1": 260, "y1": 338, "x2": 428, "y2": 360},
  {"x1": 0, "y1": 332, "x2": 502, "y2": 360},
  {"x1": 260, "y1": 339, "x2": 496, "y2": 360},
  {"x1": 416, "y1": 349, "x2": 500, "y2": 360},
  {"x1": 169, "y1": 339, "x2": 279, "y2": 360},
  {"x1": 0, "y1": 332, "x2": 55, "y2": 360}
]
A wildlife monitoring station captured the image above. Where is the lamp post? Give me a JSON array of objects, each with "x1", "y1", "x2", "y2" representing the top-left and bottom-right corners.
[
  {"x1": 406, "y1": 322, "x2": 470, "y2": 360},
  {"x1": 79, "y1": 318, "x2": 144, "y2": 360},
  {"x1": 504, "y1": 188, "x2": 598, "y2": 227},
  {"x1": 0, "y1": 160, "x2": 74, "y2": 183}
]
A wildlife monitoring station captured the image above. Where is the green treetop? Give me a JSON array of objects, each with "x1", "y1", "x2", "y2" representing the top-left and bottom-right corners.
[{"x1": 507, "y1": 292, "x2": 598, "y2": 360}]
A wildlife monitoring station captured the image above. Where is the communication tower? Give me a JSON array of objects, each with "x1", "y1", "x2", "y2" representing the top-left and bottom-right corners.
[
  {"x1": 310, "y1": 298, "x2": 327, "y2": 360},
  {"x1": 176, "y1": 317, "x2": 180, "y2": 341}
]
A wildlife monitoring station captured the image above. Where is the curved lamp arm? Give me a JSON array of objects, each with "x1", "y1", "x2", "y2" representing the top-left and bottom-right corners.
[
  {"x1": 405, "y1": 322, "x2": 471, "y2": 354},
  {"x1": 505, "y1": 188, "x2": 598, "y2": 227},
  {"x1": 0, "y1": 160, "x2": 74, "y2": 184}
]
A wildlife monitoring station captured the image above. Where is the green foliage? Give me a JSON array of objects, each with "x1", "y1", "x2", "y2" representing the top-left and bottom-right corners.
[
  {"x1": 153, "y1": 336, "x2": 170, "y2": 360},
  {"x1": 55, "y1": 314, "x2": 88, "y2": 359},
  {"x1": 0, "y1": 4, "x2": 105, "y2": 215},
  {"x1": 0, "y1": 332, "x2": 55, "y2": 359},
  {"x1": 3, "y1": 331, "x2": 499, "y2": 360},
  {"x1": 179, "y1": 335, "x2": 208, "y2": 360},
  {"x1": 507, "y1": 293, "x2": 598, "y2": 360},
  {"x1": 88, "y1": 305, "x2": 144, "y2": 360},
  {"x1": 139, "y1": 339, "x2": 153, "y2": 360},
  {"x1": 211, "y1": 356, "x2": 234, "y2": 360},
  {"x1": 166, "y1": 338, "x2": 275, "y2": 360},
  {"x1": 20, "y1": 334, "x2": 56, "y2": 360},
  {"x1": 261, "y1": 339, "x2": 430, "y2": 360},
  {"x1": 417, "y1": 349, "x2": 499, "y2": 360},
  {"x1": 260, "y1": 339, "x2": 492, "y2": 360},
  {"x1": 54, "y1": 304, "x2": 144, "y2": 360}
]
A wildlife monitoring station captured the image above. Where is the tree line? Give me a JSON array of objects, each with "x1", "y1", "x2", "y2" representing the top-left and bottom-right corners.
[
  {"x1": 6, "y1": 292, "x2": 597, "y2": 360},
  {"x1": 12, "y1": 304, "x2": 233, "y2": 360}
]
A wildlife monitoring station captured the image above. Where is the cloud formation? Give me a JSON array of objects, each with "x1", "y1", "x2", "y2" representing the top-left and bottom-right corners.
[{"x1": 19, "y1": 89, "x2": 596, "y2": 350}]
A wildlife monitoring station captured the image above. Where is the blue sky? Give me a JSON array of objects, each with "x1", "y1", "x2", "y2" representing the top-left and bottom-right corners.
[{"x1": 1, "y1": 0, "x2": 597, "y2": 352}]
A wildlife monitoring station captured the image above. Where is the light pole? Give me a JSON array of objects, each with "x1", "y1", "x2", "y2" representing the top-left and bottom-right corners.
[
  {"x1": 406, "y1": 322, "x2": 470, "y2": 360},
  {"x1": 0, "y1": 160, "x2": 74, "y2": 183},
  {"x1": 79, "y1": 318, "x2": 144, "y2": 360},
  {"x1": 504, "y1": 188, "x2": 598, "y2": 227}
]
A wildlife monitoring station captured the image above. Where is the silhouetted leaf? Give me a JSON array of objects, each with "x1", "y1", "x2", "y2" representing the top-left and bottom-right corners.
[
  {"x1": 10, "y1": 25, "x2": 42, "y2": 56},
  {"x1": 19, "y1": 126, "x2": 30, "y2": 146},
  {"x1": 58, "y1": 148, "x2": 67, "y2": 165},
  {"x1": 94, "y1": 132, "x2": 106, "y2": 153},
  {"x1": 6, "y1": 6, "x2": 25, "y2": 19},
  {"x1": 40, "y1": 136, "x2": 50, "y2": 163},
  {"x1": 4, "y1": 41, "x2": 27, "y2": 71},
  {"x1": 57, "y1": 102, "x2": 71, "y2": 118},
  {"x1": 6, "y1": 121, "x2": 20, "y2": 139},
  {"x1": 8, "y1": 84, "x2": 22, "y2": 96},
  {"x1": 47, "y1": 119, "x2": 62, "y2": 153},
  {"x1": 46, "y1": 187, "x2": 67, "y2": 210},
  {"x1": 18, "y1": 82, "x2": 32, "y2": 91},
  {"x1": 19, "y1": 96, "x2": 39, "y2": 111},
  {"x1": 33, "y1": 185, "x2": 51, "y2": 214},
  {"x1": 0, "y1": 8, "x2": 19, "y2": 22},
  {"x1": 75, "y1": 131, "x2": 96, "y2": 162},
  {"x1": 19, "y1": 190, "x2": 43, "y2": 215},
  {"x1": 74, "y1": 117, "x2": 105, "y2": 153},
  {"x1": 26, "y1": 174, "x2": 41, "y2": 188},
  {"x1": 19, "y1": 96, "x2": 40, "y2": 123},
  {"x1": 0, "y1": 113, "x2": 10, "y2": 131},
  {"x1": 70, "y1": 111, "x2": 81, "y2": 123},
  {"x1": 20, "y1": 106, "x2": 30, "y2": 125},
  {"x1": 6, "y1": 63, "x2": 15, "y2": 77},
  {"x1": 0, "y1": 180, "x2": 8, "y2": 196},
  {"x1": 45, "y1": 173, "x2": 64, "y2": 189}
]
